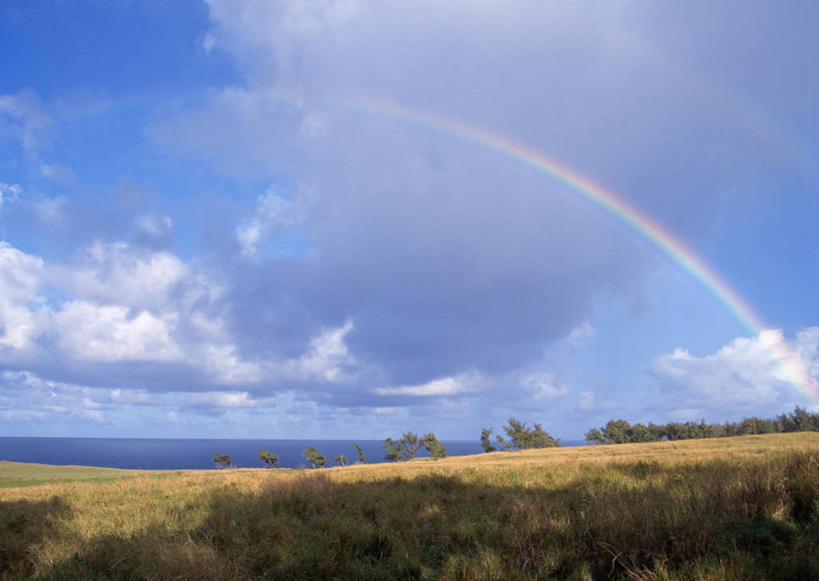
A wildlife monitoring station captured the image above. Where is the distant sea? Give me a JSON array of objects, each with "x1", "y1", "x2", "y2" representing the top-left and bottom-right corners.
[{"x1": 0, "y1": 437, "x2": 590, "y2": 470}]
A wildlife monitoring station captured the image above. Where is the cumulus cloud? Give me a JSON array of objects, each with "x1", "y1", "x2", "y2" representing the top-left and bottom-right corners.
[
  {"x1": 0, "y1": 238, "x2": 368, "y2": 393},
  {"x1": 0, "y1": 242, "x2": 45, "y2": 352},
  {"x1": 375, "y1": 371, "x2": 485, "y2": 397},
  {"x1": 284, "y1": 320, "x2": 356, "y2": 382},
  {"x1": 521, "y1": 372, "x2": 569, "y2": 401},
  {"x1": 53, "y1": 302, "x2": 182, "y2": 363},
  {"x1": 0, "y1": 241, "x2": 230, "y2": 381},
  {"x1": 651, "y1": 328, "x2": 819, "y2": 413},
  {"x1": 50, "y1": 241, "x2": 187, "y2": 310}
]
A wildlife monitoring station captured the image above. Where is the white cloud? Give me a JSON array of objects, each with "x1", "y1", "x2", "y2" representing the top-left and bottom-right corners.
[
  {"x1": 0, "y1": 370, "x2": 116, "y2": 424},
  {"x1": 53, "y1": 302, "x2": 182, "y2": 363},
  {"x1": 187, "y1": 390, "x2": 258, "y2": 408},
  {"x1": 33, "y1": 196, "x2": 67, "y2": 225},
  {"x1": 0, "y1": 409, "x2": 46, "y2": 422},
  {"x1": 237, "y1": 185, "x2": 309, "y2": 256},
  {"x1": 568, "y1": 322, "x2": 596, "y2": 347},
  {"x1": 135, "y1": 214, "x2": 173, "y2": 238},
  {"x1": 39, "y1": 162, "x2": 75, "y2": 183},
  {"x1": 0, "y1": 240, "x2": 363, "y2": 387},
  {"x1": 0, "y1": 92, "x2": 51, "y2": 155},
  {"x1": 651, "y1": 328, "x2": 819, "y2": 411},
  {"x1": 0, "y1": 182, "x2": 22, "y2": 214},
  {"x1": 51, "y1": 241, "x2": 187, "y2": 310},
  {"x1": 0, "y1": 242, "x2": 42, "y2": 299},
  {"x1": 521, "y1": 372, "x2": 569, "y2": 400},
  {"x1": 109, "y1": 388, "x2": 156, "y2": 405},
  {"x1": 577, "y1": 391, "x2": 615, "y2": 411},
  {"x1": 199, "y1": 344, "x2": 263, "y2": 384},
  {"x1": 201, "y1": 32, "x2": 217, "y2": 53},
  {"x1": 375, "y1": 371, "x2": 484, "y2": 397},
  {"x1": 0, "y1": 243, "x2": 45, "y2": 351},
  {"x1": 287, "y1": 320, "x2": 355, "y2": 382}
]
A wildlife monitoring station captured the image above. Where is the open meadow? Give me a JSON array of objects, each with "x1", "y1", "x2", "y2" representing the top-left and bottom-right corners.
[{"x1": 1, "y1": 433, "x2": 818, "y2": 579}]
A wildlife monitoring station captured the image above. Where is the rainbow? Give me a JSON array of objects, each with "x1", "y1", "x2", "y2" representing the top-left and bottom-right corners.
[
  {"x1": 343, "y1": 96, "x2": 819, "y2": 406},
  {"x1": 67, "y1": 90, "x2": 818, "y2": 405}
]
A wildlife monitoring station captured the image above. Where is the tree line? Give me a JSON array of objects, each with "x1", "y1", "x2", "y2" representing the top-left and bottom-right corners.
[
  {"x1": 213, "y1": 433, "x2": 446, "y2": 469},
  {"x1": 583, "y1": 406, "x2": 819, "y2": 445},
  {"x1": 213, "y1": 406, "x2": 819, "y2": 467}
]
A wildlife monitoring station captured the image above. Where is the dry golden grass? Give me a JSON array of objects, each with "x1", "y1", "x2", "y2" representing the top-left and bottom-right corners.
[{"x1": 1, "y1": 433, "x2": 818, "y2": 579}]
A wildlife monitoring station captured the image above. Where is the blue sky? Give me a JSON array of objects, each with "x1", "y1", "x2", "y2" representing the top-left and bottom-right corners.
[{"x1": 1, "y1": 1, "x2": 818, "y2": 440}]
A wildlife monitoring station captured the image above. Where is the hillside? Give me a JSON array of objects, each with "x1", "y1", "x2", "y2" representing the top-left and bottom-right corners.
[{"x1": 1, "y1": 433, "x2": 818, "y2": 579}]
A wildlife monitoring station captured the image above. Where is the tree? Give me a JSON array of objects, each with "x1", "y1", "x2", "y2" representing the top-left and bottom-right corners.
[
  {"x1": 213, "y1": 453, "x2": 233, "y2": 469},
  {"x1": 738, "y1": 417, "x2": 776, "y2": 435},
  {"x1": 381, "y1": 437, "x2": 402, "y2": 461},
  {"x1": 503, "y1": 418, "x2": 531, "y2": 449},
  {"x1": 531, "y1": 423, "x2": 558, "y2": 448},
  {"x1": 421, "y1": 433, "x2": 447, "y2": 460},
  {"x1": 502, "y1": 418, "x2": 558, "y2": 450},
  {"x1": 480, "y1": 428, "x2": 497, "y2": 452},
  {"x1": 398, "y1": 431, "x2": 423, "y2": 459},
  {"x1": 781, "y1": 406, "x2": 819, "y2": 432},
  {"x1": 584, "y1": 428, "x2": 605, "y2": 445},
  {"x1": 334, "y1": 455, "x2": 349, "y2": 467},
  {"x1": 352, "y1": 443, "x2": 367, "y2": 463},
  {"x1": 629, "y1": 423, "x2": 657, "y2": 443},
  {"x1": 601, "y1": 419, "x2": 632, "y2": 444},
  {"x1": 381, "y1": 431, "x2": 424, "y2": 461},
  {"x1": 302, "y1": 446, "x2": 326, "y2": 468},
  {"x1": 495, "y1": 434, "x2": 513, "y2": 450},
  {"x1": 648, "y1": 422, "x2": 667, "y2": 441},
  {"x1": 257, "y1": 449, "x2": 279, "y2": 468}
]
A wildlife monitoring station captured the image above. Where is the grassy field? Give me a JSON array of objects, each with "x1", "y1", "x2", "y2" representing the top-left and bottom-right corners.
[
  {"x1": 0, "y1": 461, "x2": 157, "y2": 489},
  {"x1": 1, "y1": 433, "x2": 818, "y2": 579}
]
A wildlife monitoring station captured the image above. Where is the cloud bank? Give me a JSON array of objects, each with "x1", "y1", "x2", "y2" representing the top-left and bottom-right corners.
[{"x1": 1, "y1": 1, "x2": 817, "y2": 436}]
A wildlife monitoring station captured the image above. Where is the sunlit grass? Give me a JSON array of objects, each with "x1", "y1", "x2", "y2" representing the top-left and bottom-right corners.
[
  {"x1": 0, "y1": 461, "x2": 155, "y2": 489},
  {"x1": 1, "y1": 433, "x2": 817, "y2": 579}
]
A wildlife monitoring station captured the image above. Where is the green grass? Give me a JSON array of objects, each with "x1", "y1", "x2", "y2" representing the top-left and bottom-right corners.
[
  {"x1": 1, "y1": 433, "x2": 818, "y2": 579},
  {"x1": 0, "y1": 461, "x2": 155, "y2": 488}
]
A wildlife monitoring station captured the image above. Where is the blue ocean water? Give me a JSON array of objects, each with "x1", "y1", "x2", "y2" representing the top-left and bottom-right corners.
[{"x1": 0, "y1": 437, "x2": 589, "y2": 470}]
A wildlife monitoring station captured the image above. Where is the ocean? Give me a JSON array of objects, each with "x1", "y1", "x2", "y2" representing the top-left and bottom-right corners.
[{"x1": 0, "y1": 437, "x2": 590, "y2": 470}]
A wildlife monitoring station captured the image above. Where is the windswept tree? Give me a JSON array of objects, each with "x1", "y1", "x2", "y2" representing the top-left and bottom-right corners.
[
  {"x1": 257, "y1": 449, "x2": 279, "y2": 468},
  {"x1": 213, "y1": 453, "x2": 233, "y2": 469},
  {"x1": 334, "y1": 455, "x2": 349, "y2": 467},
  {"x1": 584, "y1": 428, "x2": 605, "y2": 445},
  {"x1": 531, "y1": 423, "x2": 558, "y2": 448},
  {"x1": 421, "y1": 433, "x2": 447, "y2": 460},
  {"x1": 502, "y1": 418, "x2": 558, "y2": 449},
  {"x1": 381, "y1": 438, "x2": 402, "y2": 461},
  {"x1": 352, "y1": 443, "x2": 367, "y2": 463},
  {"x1": 480, "y1": 428, "x2": 497, "y2": 452},
  {"x1": 495, "y1": 434, "x2": 513, "y2": 451},
  {"x1": 779, "y1": 406, "x2": 819, "y2": 432},
  {"x1": 302, "y1": 446, "x2": 326, "y2": 468},
  {"x1": 382, "y1": 431, "x2": 424, "y2": 461}
]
